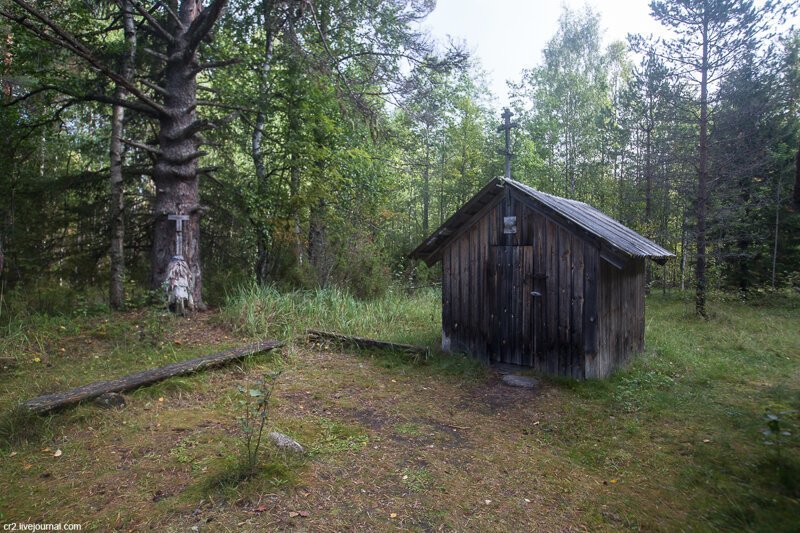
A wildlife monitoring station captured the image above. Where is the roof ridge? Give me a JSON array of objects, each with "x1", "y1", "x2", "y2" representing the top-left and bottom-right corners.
[{"x1": 410, "y1": 176, "x2": 674, "y2": 265}]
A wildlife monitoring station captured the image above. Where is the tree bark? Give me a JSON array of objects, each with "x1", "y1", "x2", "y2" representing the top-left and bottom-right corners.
[
  {"x1": 680, "y1": 208, "x2": 687, "y2": 291},
  {"x1": 643, "y1": 116, "x2": 653, "y2": 294},
  {"x1": 109, "y1": 98, "x2": 126, "y2": 309},
  {"x1": 644, "y1": 125, "x2": 653, "y2": 220},
  {"x1": 109, "y1": 0, "x2": 136, "y2": 310},
  {"x1": 289, "y1": 160, "x2": 303, "y2": 266}
]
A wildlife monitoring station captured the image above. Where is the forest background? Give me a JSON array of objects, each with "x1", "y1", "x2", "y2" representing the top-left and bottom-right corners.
[{"x1": 1, "y1": 0, "x2": 799, "y2": 316}]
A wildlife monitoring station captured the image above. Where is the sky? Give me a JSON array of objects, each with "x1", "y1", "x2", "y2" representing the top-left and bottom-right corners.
[{"x1": 421, "y1": 0, "x2": 668, "y2": 106}]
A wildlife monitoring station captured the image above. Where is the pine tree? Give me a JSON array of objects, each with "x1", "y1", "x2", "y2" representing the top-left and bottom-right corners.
[{"x1": 649, "y1": 0, "x2": 785, "y2": 316}]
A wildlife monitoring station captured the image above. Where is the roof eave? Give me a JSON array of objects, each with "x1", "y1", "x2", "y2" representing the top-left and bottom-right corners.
[{"x1": 408, "y1": 178, "x2": 504, "y2": 264}]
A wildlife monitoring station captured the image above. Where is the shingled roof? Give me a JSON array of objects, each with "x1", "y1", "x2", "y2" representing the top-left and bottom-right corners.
[{"x1": 409, "y1": 177, "x2": 674, "y2": 266}]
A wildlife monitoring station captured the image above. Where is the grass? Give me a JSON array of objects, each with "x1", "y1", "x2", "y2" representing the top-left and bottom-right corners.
[
  {"x1": 0, "y1": 287, "x2": 797, "y2": 530},
  {"x1": 219, "y1": 283, "x2": 443, "y2": 346}
]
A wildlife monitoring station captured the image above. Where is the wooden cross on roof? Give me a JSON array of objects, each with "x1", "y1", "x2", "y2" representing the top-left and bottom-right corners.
[{"x1": 496, "y1": 107, "x2": 518, "y2": 180}]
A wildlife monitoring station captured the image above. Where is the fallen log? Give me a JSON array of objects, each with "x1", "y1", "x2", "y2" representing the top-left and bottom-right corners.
[
  {"x1": 22, "y1": 340, "x2": 283, "y2": 414},
  {"x1": 307, "y1": 329, "x2": 429, "y2": 360}
]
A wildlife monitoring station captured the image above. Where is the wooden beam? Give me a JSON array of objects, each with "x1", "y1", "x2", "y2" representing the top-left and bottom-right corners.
[
  {"x1": 600, "y1": 248, "x2": 629, "y2": 270},
  {"x1": 21, "y1": 340, "x2": 283, "y2": 414},
  {"x1": 307, "y1": 330, "x2": 429, "y2": 360}
]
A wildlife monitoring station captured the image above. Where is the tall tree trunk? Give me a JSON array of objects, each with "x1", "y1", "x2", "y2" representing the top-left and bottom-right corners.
[
  {"x1": 109, "y1": 100, "x2": 126, "y2": 308},
  {"x1": 307, "y1": 196, "x2": 326, "y2": 283},
  {"x1": 255, "y1": 229, "x2": 270, "y2": 284},
  {"x1": 289, "y1": 162, "x2": 303, "y2": 266},
  {"x1": 422, "y1": 130, "x2": 430, "y2": 234},
  {"x1": 680, "y1": 208, "x2": 687, "y2": 291},
  {"x1": 251, "y1": 0, "x2": 277, "y2": 284},
  {"x1": 737, "y1": 174, "x2": 752, "y2": 297},
  {"x1": 772, "y1": 174, "x2": 781, "y2": 289},
  {"x1": 661, "y1": 163, "x2": 670, "y2": 296},
  {"x1": 285, "y1": 87, "x2": 304, "y2": 267},
  {"x1": 252, "y1": 111, "x2": 269, "y2": 284},
  {"x1": 695, "y1": 19, "x2": 709, "y2": 318},
  {"x1": 644, "y1": 121, "x2": 653, "y2": 294},
  {"x1": 794, "y1": 141, "x2": 800, "y2": 210},
  {"x1": 439, "y1": 149, "x2": 445, "y2": 224},
  {"x1": 645, "y1": 125, "x2": 653, "y2": 220},
  {"x1": 150, "y1": 0, "x2": 227, "y2": 309},
  {"x1": 109, "y1": 0, "x2": 136, "y2": 310}
]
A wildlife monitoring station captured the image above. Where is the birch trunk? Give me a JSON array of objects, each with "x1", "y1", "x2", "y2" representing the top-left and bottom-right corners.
[{"x1": 109, "y1": 0, "x2": 136, "y2": 310}]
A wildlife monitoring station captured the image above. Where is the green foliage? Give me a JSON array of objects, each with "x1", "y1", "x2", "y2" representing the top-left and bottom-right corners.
[
  {"x1": 510, "y1": 6, "x2": 621, "y2": 203},
  {"x1": 0, "y1": 0, "x2": 798, "y2": 309}
]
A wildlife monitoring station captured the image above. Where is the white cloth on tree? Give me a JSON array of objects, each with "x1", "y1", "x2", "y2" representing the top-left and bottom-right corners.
[{"x1": 165, "y1": 257, "x2": 194, "y2": 312}]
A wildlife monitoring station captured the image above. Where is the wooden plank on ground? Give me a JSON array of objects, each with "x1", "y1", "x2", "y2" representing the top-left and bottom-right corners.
[
  {"x1": 307, "y1": 330, "x2": 430, "y2": 359},
  {"x1": 22, "y1": 340, "x2": 283, "y2": 414}
]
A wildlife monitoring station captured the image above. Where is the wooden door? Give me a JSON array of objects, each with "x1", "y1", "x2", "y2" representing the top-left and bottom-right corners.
[{"x1": 488, "y1": 245, "x2": 534, "y2": 365}]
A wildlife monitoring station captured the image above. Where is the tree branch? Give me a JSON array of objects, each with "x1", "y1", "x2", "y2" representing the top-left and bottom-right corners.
[
  {"x1": 122, "y1": 138, "x2": 162, "y2": 156},
  {"x1": 162, "y1": 150, "x2": 207, "y2": 165},
  {"x1": 196, "y1": 99, "x2": 255, "y2": 113},
  {"x1": 189, "y1": 57, "x2": 240, "y2": 76},
  {"x1": 139, "y1": 78, "x2": 169, "y2": 97},
  {"x1": 86, "y1": 93, "x2": 160, "y2": 117},
  {"x1": 5, "y1": 0, "x2": 168, "y2": 116},
  {"x1": 123, "y1": 165, "x2": 154, "y2": 176},
  {"x1": 154, "y1": 0, "x2": 184, "y2": 29},
  {"x1": 0, "y1": 84, "x2": 59, "y2": 107},
  {"x1": 142, "y1": 47, "x2": 168, "y2": 61},
  {"x1": 129, "y1": 0, "x2": 175, "y2": 43},
  {"x1": 186, "y1": 0, "x2": 227, "y2": 54},
  {"x1": 198, "y1": 165, "x2": 221, "y2": 174},
  {"x1": 165, "y1": 119, "x2": 214, "y2": 141}
]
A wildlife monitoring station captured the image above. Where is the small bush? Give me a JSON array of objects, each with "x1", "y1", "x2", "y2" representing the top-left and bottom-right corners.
[{"x1": 237, "y1": 372, "x2": 281, "y2": 478}]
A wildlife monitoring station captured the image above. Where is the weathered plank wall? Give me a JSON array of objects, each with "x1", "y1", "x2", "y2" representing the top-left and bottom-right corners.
[
  {"x1": 442, "y1": 188, "x2": 606, "y2": 379},
  {"x1": 590, "y1": 258, "x2": 646, "y2": 378}
]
